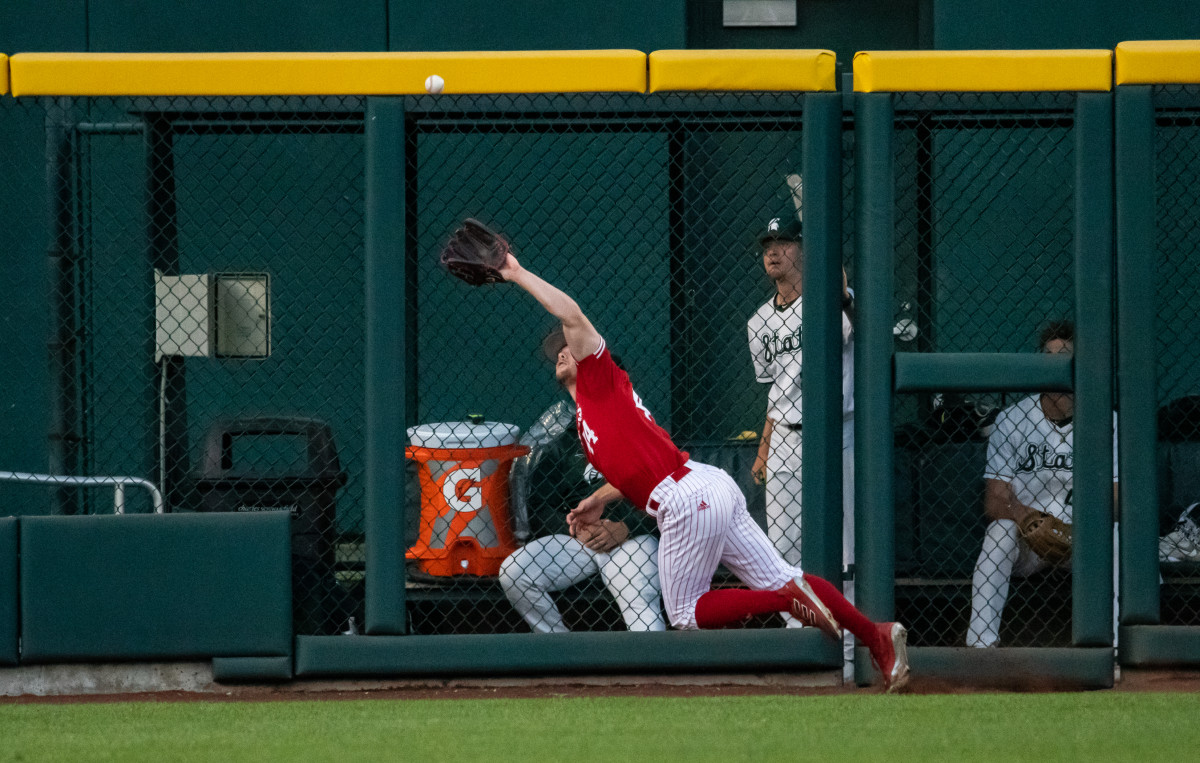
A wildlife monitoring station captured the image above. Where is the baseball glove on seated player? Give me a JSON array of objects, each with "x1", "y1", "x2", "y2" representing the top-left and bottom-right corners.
[
  {"x1": 440, "y1": 218, "x2": 509, "y2": 286},
  {"x1": 1018, "y1": 511, "x2": 1072, "y2": 564}
]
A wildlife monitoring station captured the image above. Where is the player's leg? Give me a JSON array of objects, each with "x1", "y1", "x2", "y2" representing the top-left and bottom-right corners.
[
  {"x1": 706, "y1": 466, "x2": 908, "y2": 689},
  {"x1": 841, "y1": 427, "x2": 857, "y2": 680},
  {"x1": 766, "y1": 426, "x2": 805, "y2": 628},
  {"x1": 498, "y1": 535, "x2": 599, "y2": 634},
  {"x1": 966, "y1": 519, "x2": 1044, "y2": 647},
  {"x1": 765, "y1": 426, "x2": 804, "y2": 564},
  {"x1": 597, "y1": 534, "x2": 665, "y2": 632},
  {"x1": 655, "y1": 473, "x2": 734, "y2": 630}
]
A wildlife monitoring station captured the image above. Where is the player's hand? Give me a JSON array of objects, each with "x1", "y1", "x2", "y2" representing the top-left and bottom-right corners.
[
  {"x1": 567, "y1": 493, "x2": 606, "y2": 536},
  {"x1": 752, "y1": 453, "x2": 768, "y2": 485},
  {"x1": 497, "y1": 252, "x2": 522, "y2": 282},
  {"x1": 577, "y1": 519, "x2": 629, "y2": 553}
]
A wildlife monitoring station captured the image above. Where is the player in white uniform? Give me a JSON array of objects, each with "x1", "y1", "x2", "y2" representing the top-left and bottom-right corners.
[
  {"x1": 500, "y1": 380, "x2": 665, "y2": 633},
  {"x1": 495, "y1": 246, "x2": 910, "y2": 691},
  {"x1": 747, "y1": 214, "x2": 857, "y2": 676},
  {"x1": 966, "y1": 321, "x2": 1120, "y2": 647}
]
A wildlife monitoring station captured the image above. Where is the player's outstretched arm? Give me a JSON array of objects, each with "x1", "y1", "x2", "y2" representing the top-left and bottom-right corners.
[{"x1": 499, "y1": 253, "x2": 601, "y2": 358}]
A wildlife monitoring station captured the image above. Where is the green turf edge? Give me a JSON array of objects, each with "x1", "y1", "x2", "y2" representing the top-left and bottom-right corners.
[
  {"x1": 1120, "y1": 625, "x2": 1200, "y2": 667},
  {"x1": 295, "y1": 629, "x2": 841, "y2": 677}
]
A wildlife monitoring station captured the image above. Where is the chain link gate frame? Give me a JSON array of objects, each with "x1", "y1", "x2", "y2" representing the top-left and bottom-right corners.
[
  {"x1": 1117, "y1": 47, "x2": 1200, "y2": 665},
  {"x1": 853, "y1": 51, "x2": 1116, "y2": 686},
  {"x1": 350, "y1": 88, "x2": 858, "y2": 677}
]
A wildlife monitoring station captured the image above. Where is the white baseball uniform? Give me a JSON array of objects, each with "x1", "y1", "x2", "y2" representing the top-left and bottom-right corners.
[
  {"x1": 967, "y1": 395, "x2": 1119, "y2": 647},
  {"x1": 501, "y1": 401, "x2": 664, "y2": 633},
  {"x1": 747, "y1": 295, "x2": 856, "y2": 673},
  {"x1": 499, "y1": 460, "x2": 665, "y2": 633},
  {"x1": 575, "y1": 338, "x2": 802, "y2": 629}
]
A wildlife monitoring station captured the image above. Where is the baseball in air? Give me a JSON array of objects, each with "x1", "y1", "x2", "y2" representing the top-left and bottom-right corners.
[{"x1": 425, "y1": 74, "x2": 445, "y2": 94}]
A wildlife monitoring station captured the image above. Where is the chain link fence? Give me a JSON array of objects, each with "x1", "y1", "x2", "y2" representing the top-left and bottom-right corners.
[
  {"x1": 404, "y1": 92, "x2": 823, "y2": 635},
  {"x1": 889, "y1": 92, "x2": 1080, "y2": 647},
  {"x1": 1, "y1": 95, "x2": 368, "y2": 636},
  {"x1": 5, "y1": 92, "x2": 861, "y2": 639},
  {"x1": 1153, "y1": 84, "x2": 1200, "y2": 627}
]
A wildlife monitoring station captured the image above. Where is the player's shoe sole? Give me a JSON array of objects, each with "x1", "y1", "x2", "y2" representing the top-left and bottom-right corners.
[
  {"x1": 872, "y1": 622, "x2": 910, "y2": 694},
  {"x1": 779, "y1": 576, "x2": 842, "y2": 641}
]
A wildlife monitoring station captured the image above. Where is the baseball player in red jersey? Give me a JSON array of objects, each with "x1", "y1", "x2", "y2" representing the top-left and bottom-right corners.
[{"x1": 498, "y1": 251, "x2": 910, "y2": 691}]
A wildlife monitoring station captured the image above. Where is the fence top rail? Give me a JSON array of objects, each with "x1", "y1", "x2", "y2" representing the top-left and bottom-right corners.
[
  {"x1": 0, "y1": 54, "x2": 7, "y2": 95},
  {"x1": 647, "y1": 49, "x2": 835, "y2": 93},
  {"x1": 7, "y1": 51, "x2": 648, "y2": 97},
  {"x1": 1116, "y1": 40, "x2": 1200, "y2": 86},
  {"x1": 853, "y1": 49, "x2": 1113, "y2": 93}
]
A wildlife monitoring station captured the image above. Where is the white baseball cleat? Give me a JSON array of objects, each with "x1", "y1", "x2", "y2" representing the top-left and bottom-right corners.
[
  {"x1": 779, "y1": 576, "x2": 842, "y2": 641},
  {"x1": 873, "y1": 622, "x2": 910, "y2": 693}
]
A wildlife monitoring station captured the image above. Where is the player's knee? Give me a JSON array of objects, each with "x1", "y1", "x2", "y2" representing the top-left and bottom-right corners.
[{"x1": 497, "y1": 553, "x2": 526, "y2": 592}]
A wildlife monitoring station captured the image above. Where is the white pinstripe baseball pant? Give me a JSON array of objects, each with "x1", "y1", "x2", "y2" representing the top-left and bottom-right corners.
[{"x1": 646, "y1": 460, "x2": 802, "y2": 629}]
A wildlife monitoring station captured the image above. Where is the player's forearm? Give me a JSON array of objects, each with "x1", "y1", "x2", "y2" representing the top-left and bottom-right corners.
[
  {"x1": 983, "y1": 479, "x2": 1033, "y2": 523},
  {"x1": 590, "y1": 482, "x2": 624, "y2": 506},
  {"x1": 506, "y1": 265, "x2": 587, "y2": 328},
  {"x1": 758, "y1": 417, "x2": 775, "y2": 459}
]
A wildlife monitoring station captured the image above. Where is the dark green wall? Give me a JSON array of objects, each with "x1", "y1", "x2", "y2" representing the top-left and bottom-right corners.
[
  {"x1": 391, "y1": 1, "x2": 685, "y2": 52},
  {"x1": 687, "y1": 0, "x2": 932, "y2": 67},
  {"x1": 934, "y1": 0, "x2": 1200, "y2": 49}
]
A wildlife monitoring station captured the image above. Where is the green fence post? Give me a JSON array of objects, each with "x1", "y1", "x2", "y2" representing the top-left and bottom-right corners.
[
  {"x1": 854, "y1": 92, "x2": 895, "y2": 625},
  {"x1": 364, "y1": 97, "x2": 407, "y2": 635},
  {"x1": 801, "y1": 91, "x2": 845, "y2": 584},
  {"x1": 1115, "y1": 84, "x2": 1160, "y2": 625},
  {"x1": 1073, "y1": 91, "x2": 1115, "y2": 648}
]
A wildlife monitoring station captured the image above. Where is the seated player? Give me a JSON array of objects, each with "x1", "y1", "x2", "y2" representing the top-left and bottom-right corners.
[
  {"x1": 500, "y1": 365, "x2": 665, "y2": 633},
  {"x1": 966, "y1": 320, "x2": 1120, "y2": 647},
  {"x1": 490, "y1": 242, "x2": 909, "y2": 692}
]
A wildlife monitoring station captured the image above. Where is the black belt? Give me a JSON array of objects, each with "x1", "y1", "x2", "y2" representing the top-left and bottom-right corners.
[
  {"x1": 646, "y1": 464, "x2": 692, "y2": 512},
  {"x1": 782, "y1": 423, "x2": 802, "y2": 431}
]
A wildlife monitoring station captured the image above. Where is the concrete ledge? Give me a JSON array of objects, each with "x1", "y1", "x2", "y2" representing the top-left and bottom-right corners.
[
  {"x1": 0, "y1": 662, "x2": 215, "y2": 697},
  {"x1": 296, "y1": 629, "x2": 841, "y2": 678}
]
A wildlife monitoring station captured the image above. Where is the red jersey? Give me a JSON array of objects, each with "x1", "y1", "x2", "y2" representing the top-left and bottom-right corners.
[{"x1": 574, "y1": 337, "x2": 688, "y2": 510}]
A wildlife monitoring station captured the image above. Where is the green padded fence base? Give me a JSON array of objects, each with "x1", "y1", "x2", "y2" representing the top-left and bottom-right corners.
[
  {"x1": 0, "y1": 518, "x2": 16, "y2": 666},
  {"x1": 855, "y1": 646, "x2": 1114, "y2": 690},
  {"x1": 20, "y1": 513, "x2": 292, "y2": 663},
  {"x1": 212, "y1": 655, "x2": 295, "y2": 683},
  {"x1": 1119, "y1": 626, "x2": 1200, "y2": 667},
  {"x1": 296, "y1": 630, "x2": 840, "y2": 678}
]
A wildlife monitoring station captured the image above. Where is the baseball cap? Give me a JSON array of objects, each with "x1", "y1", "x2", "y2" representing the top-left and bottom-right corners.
[
  {"x1": 758, "y1": 214, "x2": 802, "y2": 246},
  {"x1": 541, "y1": 326, "x2": 567, "y2": 362}
]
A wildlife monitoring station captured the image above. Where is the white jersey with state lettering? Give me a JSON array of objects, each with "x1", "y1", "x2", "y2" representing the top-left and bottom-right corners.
[
  {"x1": 984, "y1": 395, "x2": 1119, "y2": 524},
  {"x1": 747, "y1": 296, "x2": 854, "y2": 427}
]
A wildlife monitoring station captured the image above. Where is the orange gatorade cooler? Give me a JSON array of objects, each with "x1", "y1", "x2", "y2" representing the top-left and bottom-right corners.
[{"x1": 405, "y1": 420, "x2": 529, "y2": 577}]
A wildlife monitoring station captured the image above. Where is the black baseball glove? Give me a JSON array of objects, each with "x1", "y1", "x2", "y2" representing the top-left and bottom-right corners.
[{"x1": 439, "y1": 218, "x2": 509, "y2": 286}]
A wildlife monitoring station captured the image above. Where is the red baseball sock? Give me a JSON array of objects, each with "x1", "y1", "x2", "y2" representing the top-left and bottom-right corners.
[
  {"x1": 695, "y1": 588, "x2": 789, "y2": 629},
  {"x1": 803, "y1": 573, "x2": 880, "y2": 650}
]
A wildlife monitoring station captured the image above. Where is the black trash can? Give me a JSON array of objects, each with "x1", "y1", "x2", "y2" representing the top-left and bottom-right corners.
[{"x1": 192, "y1": 416, "x2": 351, "y2": 634}]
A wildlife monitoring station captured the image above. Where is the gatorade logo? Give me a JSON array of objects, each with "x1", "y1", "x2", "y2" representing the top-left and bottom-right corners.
[{"x1": 443, "y1": 467, "x2": 483, "y2": 513}]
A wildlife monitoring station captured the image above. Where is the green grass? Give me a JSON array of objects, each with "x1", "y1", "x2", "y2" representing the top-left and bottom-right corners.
[{"x1": 1, "y1": 692, "x2": 1199, "y2": 762}]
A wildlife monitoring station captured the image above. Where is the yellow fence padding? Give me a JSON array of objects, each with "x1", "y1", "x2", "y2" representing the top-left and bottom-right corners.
[
  {"x1": 1116, "y1": 41, "x2": 1200, "y2": 85},
  {"x1": 648, "y1": 49, "x2": 836, "y2": 92},
  {"x1": 0, "y1": 55, "x2": 8, "y2": 95},
  {"x1": 854, "y1": 50, "x2": 1112, "y2": 93},
  {"x1": 8, "y1": 51, "x2": 648, "y2": 96}
]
